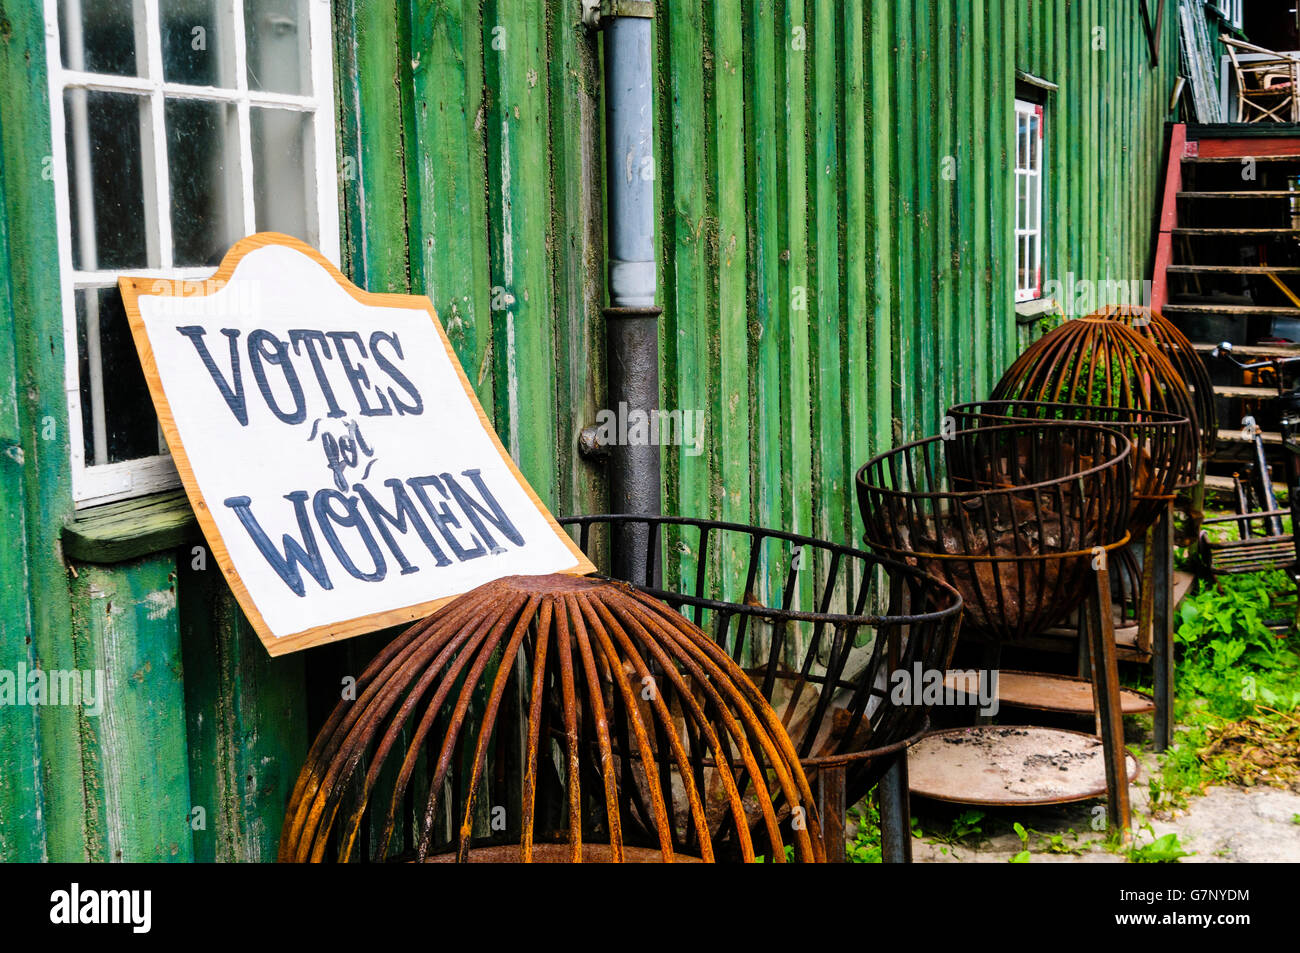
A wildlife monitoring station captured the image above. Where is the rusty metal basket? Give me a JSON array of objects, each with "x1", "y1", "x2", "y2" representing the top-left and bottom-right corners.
[
  {"x1": 279, "y1": 573, "x2": 826, "y2": 863},
  {"x1": 558, "y1": 514, "x2": 965, "y2": 808},
  {"x1": 947, "y1": 400, "x2": 1196, "y2": 539},
  {"x1": 855, "y1": 422, "x2": 1133, "y2": 643},
  {"x1": 1096, "y1": 304, "x2": 1217, "y2": 464},
  {"x1": 991, "y1": 315, "x2": 1198, "y2": 490}
]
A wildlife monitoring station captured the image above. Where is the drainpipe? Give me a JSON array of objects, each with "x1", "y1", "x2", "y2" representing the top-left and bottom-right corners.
[{"x1": 583, "y1": 1, "x2": 661, "y2": 586}]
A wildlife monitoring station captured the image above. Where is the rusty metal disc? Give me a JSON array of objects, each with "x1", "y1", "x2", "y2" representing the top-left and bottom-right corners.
[
  {"x1": 907, "y1": 725, "x2": 1140, "y2": 806},
  {"x1": 943, "y1": 669, "x2": 1155, "y2": 715}
]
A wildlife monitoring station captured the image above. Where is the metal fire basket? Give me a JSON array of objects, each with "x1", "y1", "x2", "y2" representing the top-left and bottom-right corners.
[
  {"x1": 855, "y1": 421, "x2": 1133, "y2": 643},
  {"x1": 559, "y1": 514, "x2": 964, "y2": 863},
  {"x1": 278, "y1": 573, "x2": 826, "y2": 863},
  {"x1": 855, "y1": 421, "x2": 1138, "y2": 831},
  {"x1": 947, "y1": 401, "x2": 1196, "y2": 541},
  {"x1": 985, "y1": 319, "x2": 1199, "y2": 750}
]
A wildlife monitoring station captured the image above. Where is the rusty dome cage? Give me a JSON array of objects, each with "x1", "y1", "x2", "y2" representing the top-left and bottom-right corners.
[
  {"x1": 855, "y1": 421, "x2": 1133, "y2": 642},
  {"x1": 278, "y1": 573, "x2": 826, "y2": 863},
  {"x1": 991, "y1": 315, "x2": 1198, "y2": 489},
  {"x1": 1094, "y1": 304, "x2": 1217, "y2": 463},
  {"x1": 558, "y1": 515, "x2": 965, "y2": 806}
]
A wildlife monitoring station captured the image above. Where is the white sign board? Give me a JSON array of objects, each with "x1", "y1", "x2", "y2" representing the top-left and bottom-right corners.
[{"x1": 121, "y1": 234, "x2": 594, "y2": 655}]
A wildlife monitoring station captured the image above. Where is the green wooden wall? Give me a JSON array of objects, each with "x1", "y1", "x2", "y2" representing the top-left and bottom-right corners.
[{"x1": 0, "y1": 0, "x2": 1180, "y2": 860}]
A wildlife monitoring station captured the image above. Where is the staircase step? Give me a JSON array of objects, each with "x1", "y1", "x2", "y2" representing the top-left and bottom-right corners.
[
  {"x1": 1217, "y1": 427, "x2": 1284, "y2": 445},
  {"x1": 1205, "y1": 473, "x2": 1288, "y2": 494},
  {"x1": 1213, "y1": 385, "x2": 1280, "y2": 399},
  {"x1": 1167, "y1": 265, "x2": 1300, "y2": 275},
  {"x1": 1163, "y1": 303, "x2": 1300, "y2": 317},
  {"x1": 1173, "y1": 227, "x2": 1296, "y2": 235},
  {"x1": 1177, "y1": 190, "x2": 1296, "y2": 198},
  {"x1": 1192, "y1": 342, "x2": 1300, "y2": 357},
  {"x1": 1183, "y1": 154, "x2": 1300, "y2": 163}
]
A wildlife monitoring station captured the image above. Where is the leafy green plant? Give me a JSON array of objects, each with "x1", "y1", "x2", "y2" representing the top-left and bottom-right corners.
[
  {"x1": 846, "y1": 802, "x2": 883, "y2": 864},
  {"x1": 1127, "y1": 829, "x2": 1193, "y2": 863},
  {"x1": 1010, "y1": 822, "x2": 1031, "y2": 863},
  {"x1": 1148, "y1": 567, "x2": 1300, "y2": 810}
]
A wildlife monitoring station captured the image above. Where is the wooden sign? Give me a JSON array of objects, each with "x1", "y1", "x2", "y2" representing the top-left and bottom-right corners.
[{"x1": 120, "y1": 234, "x2": 594, "y2": 656}]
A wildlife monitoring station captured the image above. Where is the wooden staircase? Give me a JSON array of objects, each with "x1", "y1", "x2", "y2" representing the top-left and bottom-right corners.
[{"x1": 1152, "y1": 125, "x2": 1300, "y2": 478}]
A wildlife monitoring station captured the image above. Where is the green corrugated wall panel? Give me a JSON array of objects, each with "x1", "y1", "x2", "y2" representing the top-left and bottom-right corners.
[{"x1": 70, "y1": 557, "x2": 193, "y2": 861}]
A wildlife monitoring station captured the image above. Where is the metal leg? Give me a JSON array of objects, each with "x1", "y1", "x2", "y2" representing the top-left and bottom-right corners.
[
  {"x1": 817, "y1": 764, "x2": 846, "y2": 864},
  {"x1": 878, "y1": 751, "x2": 913, "y2": 864},
  {"x1": 976, "y1": 643, "x2": 1001, "y2": 725},
  {"x1": 1083, "y1": 561, "x2": 1132, "y2": 838},
  {"x1": 1152, "y1": 502, "x2": 1176, "y2": 752}
]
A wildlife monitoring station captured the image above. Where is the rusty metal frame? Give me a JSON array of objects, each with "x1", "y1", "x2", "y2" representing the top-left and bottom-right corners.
[{"x1": 279, "y1": 573, "x2": 828, "y2": 863}]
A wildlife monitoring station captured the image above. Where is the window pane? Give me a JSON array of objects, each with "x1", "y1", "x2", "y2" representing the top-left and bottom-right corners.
[
  {"x1": 1028, "y1": 114, "x2": 1040, "y2": 171},
  {"x1": 64, "y1": 89, "x2": 151, "y2": 271},
  {"x1": 245, "y1": 0, "x2": 312, "y2": 95},
  {"x1": 75, "y1": 286, "x2": 160, "y2": 465},
  {"x1": 165, "y1": 99, "x2": 243, "y2": 266},
  {"x1": 59, "y1": 0, "x2": 140, "y2": 76},
  {"x1": 252, "y1": 108, "x2": 316, "y2": 243},
  {"x1": 160, "y1": 0, "x2": 236, "y2": 87}
]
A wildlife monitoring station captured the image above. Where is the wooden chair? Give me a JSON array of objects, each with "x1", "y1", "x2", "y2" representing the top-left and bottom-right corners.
[{"x1": 1222, "y1": 35, "x2": 1300, "y2": 123}]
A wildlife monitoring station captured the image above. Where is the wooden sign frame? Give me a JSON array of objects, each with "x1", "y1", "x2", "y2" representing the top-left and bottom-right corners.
[{"x1": 120, "y1": 233, "x2": 595, "y2": 656}]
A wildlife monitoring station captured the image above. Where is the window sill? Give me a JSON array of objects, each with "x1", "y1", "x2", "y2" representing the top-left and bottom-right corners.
[
  {"x1": 1014, "y1": 297, "x2": 1060, "y2": 324},
  {"x1": 62, "y1": 489, "x2": 201, "y2": 565}
]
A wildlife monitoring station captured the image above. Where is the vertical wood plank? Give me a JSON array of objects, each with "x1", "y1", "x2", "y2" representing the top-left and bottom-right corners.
[
  {"x1": 482, "y1": 0, "x2": 559, "y2": 504},
  {"x1": 70, "y1": 557, "x2": 193, "y2": 861},
  {"x1": 0, "y1": 0, "x2": 85, "y2": 861},
  {"x1": 0, "y1": 148, "x2": 44, "y2": 862},
  {"x1": 546, "y1": 3, "x2": 607, "y2": 518},
  {"x1": 407, "y1": 0, "x2": 496, "y2": 415},
  {"x1": 179, "y1": 557, "x2": 308, "y2": 862}
]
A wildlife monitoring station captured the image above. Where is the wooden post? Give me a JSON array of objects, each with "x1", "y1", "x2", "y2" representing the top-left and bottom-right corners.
[
  {"x1": 1083, "y1": 559, "x2": 1132, "y2": 837},
  {"x1": 1151, "y1": 502, "x2": 1176, "y2": 752},
  {"x1": 817, "y1": 764, "x2": 847, "y2": 863}
]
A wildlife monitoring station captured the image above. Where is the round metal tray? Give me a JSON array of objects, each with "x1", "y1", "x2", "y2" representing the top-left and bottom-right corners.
[
  {"x1": 943, "y1": 669, "x2": 1156, "y2": 716},
  {"x1": 908, "y1": 725, "x2": 1140, "y2": 806}
]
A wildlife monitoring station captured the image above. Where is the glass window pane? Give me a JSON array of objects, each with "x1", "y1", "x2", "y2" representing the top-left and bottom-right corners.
[
  {"x1": 75, "y1": 286, "x2": 160, "y2": 465},
  {"x1": 160, "y1": 0, "x2": 236, "y2": 87},
  {"x1": 252, "y1": 108, "x2": 316, "y2": 243},
  {"x1": 59, "y1": 0, "x2": 141, "y2": 76},
  {"x1": 245, "y1": 0, "x2": 312, "y2": 95},
  {"x1": 165, "y1": 99, "x2": 243, "y2": 266},
  {"x1": 64, "y1": 89, "x2": 151, "y2": 271}
]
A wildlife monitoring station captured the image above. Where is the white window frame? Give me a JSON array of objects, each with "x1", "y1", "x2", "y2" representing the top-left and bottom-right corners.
[
  {"x1": 44, "y1": 0, "x2": 341, "y2": 508},
  {"x1": 1014, "y1": 98, "x2": 1044, "y2": 304}
]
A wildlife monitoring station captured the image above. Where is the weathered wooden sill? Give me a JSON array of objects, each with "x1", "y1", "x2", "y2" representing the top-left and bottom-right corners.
[{"x1": 62, "y1": 489, "x2": 200, "y2": 564}]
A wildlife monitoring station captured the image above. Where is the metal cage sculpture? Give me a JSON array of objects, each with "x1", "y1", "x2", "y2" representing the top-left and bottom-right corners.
[
  {"x1": 557, "y1": 515, "x2": 964, "y2": 809},
  {"x1": 279, "y1": 573, "x2": 826, "y2": 863},
  {"x1": 1095, "y1": 304, "x2": 1217, "y2": 464},
  {"x1": 855, "y1": 422, "x2": 1133, "y2": 643},
  {"x1": 991, "y1": 315, "x2": 1198, "y2": 489}
]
